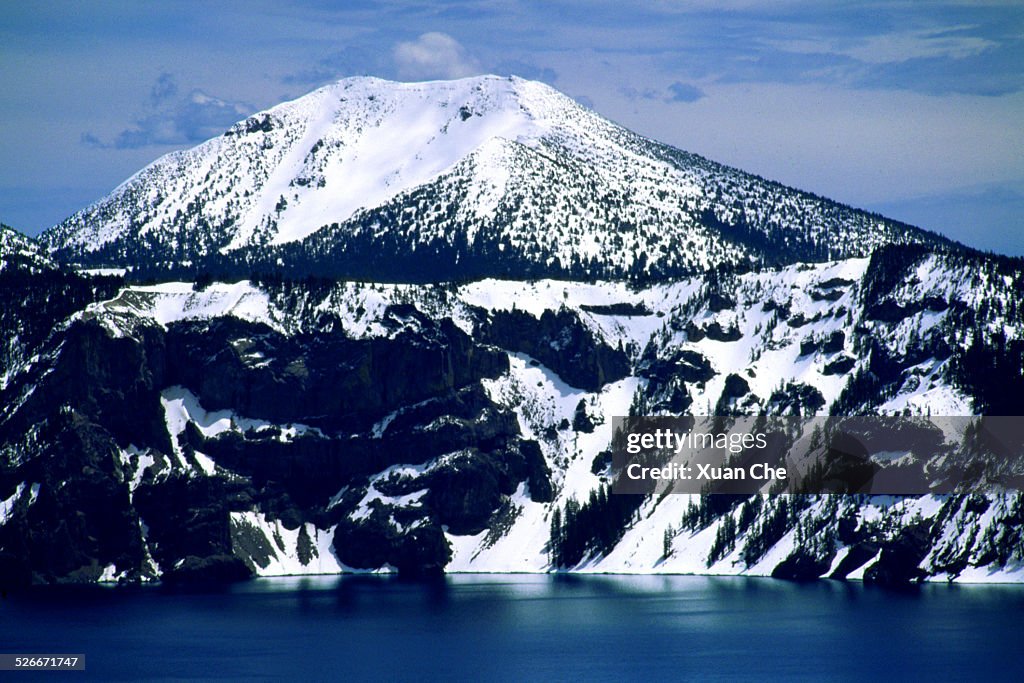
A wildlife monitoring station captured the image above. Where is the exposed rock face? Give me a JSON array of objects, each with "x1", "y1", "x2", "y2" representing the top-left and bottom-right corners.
[
  {"x1": 771, "y1": 552, "x2": 835, "y2": 581},
  {"x1": 0, "y1": 287, "x2": 549, "y2": 583},
  {"x1": 822, "y1": 355, "x2": 856, "y2": 376},
  {"x1": 478, "y1": 307, "x2": 630, "y2": 391},
  {"x1": 638, "y1": 347, "x2": 715, "y2": 413},
  {"x1": 767, "y1": 382, "x2": 826, "y2": 416},
  {"x1": 572, "y1": 399, "x2": 597, "y2": 433},
  {"x1": 15, "y1": 321, "x2": 171, "y2": 452},
  {"x1": 863, "y1": 523, "x2": 932, "y2": 586},
  {"x1": 0, "y1": 414, "x2": 146, "y2": 585},
  {"x1": 3, "y1": 233, "x2": 1024, "y2": 587},
  {"x1": 0, "y1": 223, "x2": 123, "y2": 382},
  {"x1": 166, "y1": 308, "x2": 507, "y2": 433},
  {"x1": 722, "y1": 373, "x2": 751, "y2": 399},
  {"x1": 333, "y1": 513, "x2": 451, "y2": 577}
]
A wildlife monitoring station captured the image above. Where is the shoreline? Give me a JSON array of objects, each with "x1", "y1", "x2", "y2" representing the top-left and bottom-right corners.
[{"x1": 62, "y1": 568, "x2": 1024, "y2": 589}]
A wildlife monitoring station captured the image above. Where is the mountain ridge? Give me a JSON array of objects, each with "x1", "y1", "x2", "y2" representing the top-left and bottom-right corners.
[
  {"x1": 41, "y1": 75, "x2": 950, "y2": 282},
  {"x1": 4, "y1": 241, "x2": 1024, "y2": 585}
]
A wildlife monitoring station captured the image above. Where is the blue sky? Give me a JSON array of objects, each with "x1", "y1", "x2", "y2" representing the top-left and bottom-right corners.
[{"x1": 2, "y1": 0, "x2": 1022, "y2": 254}]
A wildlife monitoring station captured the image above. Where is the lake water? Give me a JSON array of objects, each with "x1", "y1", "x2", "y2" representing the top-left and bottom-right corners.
[{"x1": 2, "y1": 574, "x2": 1022, "y2": 681}]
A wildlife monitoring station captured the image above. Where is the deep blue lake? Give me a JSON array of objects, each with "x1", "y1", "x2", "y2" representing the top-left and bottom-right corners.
[{"x1": 2, "y1": 574, "x2": 1022, "y2": 681}]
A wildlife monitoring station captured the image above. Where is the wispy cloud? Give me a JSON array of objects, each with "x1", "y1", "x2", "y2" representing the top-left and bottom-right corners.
[
  {"x1": 688, "y1": 23, "x2": 1021, "y2": 97},
  {"x1": 666, "y1": 81, "x2": 705, "y2": 102},
  {"x1": 620, "y1": 82, "x2": 705, "y2": 103},
  {"x1": 767, "y1": 25, "x2": 997, "y2": 65},
  {"x1": 393, "y1": 32, "x2": 481, "y2": 80},
  {"x1": 82, "y1": 74, "x2": 251, "y2": 149},
  {"x1": 148, "y1": 72, "x2": 178, "y2": 105},
  {"x1": 840, "y1": 26, "x2": 997, "y2": 64},
  {"x1": 619, "y1": 85, "x2": 662, "y2": 101}
]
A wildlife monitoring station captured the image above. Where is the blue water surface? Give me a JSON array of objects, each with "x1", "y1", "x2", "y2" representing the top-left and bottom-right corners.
[{"x1": 2, "y1": 574, "x2": 1022, "y2": 681}]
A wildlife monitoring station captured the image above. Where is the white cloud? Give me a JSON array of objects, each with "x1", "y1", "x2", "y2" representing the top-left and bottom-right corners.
[
  {"x1": 393, "y1": 32, "x2": 481, "y2": 80},
  {"x1": 768, "y1": 25, "x2": 998, "y2": 65},
  {"x1": 842, "y1": 26, "x2": 997, "y2": 64}
]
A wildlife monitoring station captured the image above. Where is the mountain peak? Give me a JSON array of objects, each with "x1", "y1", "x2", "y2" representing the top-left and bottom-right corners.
[
  {"x1": 46, "y1": 75, "x2": 585, "y2": 254},
  {"x1": 42, "y1": 76, "x2": 942, "y2": 280},
  {"x1": 316, "y1": 74, "x2": 567, "y2": 108},
  {"x1": 250, "y1": 73, "x2": 573, "y2": 144}
]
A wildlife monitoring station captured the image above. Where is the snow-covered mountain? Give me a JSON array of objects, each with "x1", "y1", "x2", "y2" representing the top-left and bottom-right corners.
[
  {"x1": 42, "y1": 76, "x2": 941, "y2": 280},
  {"x1": 3, "y1": 77, "x2": 1023, "y2": 589},
  {"x1": 3, "y1": 233, "x2": 1024, "y2": 584}
]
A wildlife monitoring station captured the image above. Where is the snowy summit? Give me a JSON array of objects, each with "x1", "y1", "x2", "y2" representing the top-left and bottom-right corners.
[{"x1": 43, "y1": 75, "x2": 939, "y2": 280}]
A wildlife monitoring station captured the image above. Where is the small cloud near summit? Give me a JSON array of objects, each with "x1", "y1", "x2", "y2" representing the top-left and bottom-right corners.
[
  {"x1": 622, "y1": 81, "x2": 706, "y2": 104},
  {"x1": 82, "y1": 74, "x2": 251, "y2": 149},
  {"x1": 393, "y1": 32, "x2": 481, "y2": 80},
  {"x1": 620, "y1": 85, "x2": 662, "y2": 101},
  {"x1": 666, "y1": 82, "x2": 705, "y2": 103},
  {"x1": 149, "y1": 72, "x2": 178, "y2": 106}
]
